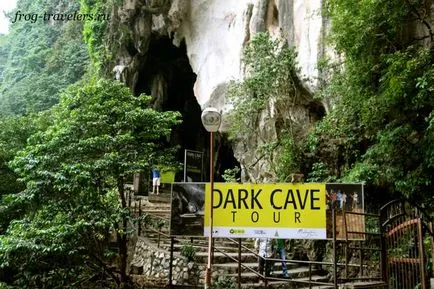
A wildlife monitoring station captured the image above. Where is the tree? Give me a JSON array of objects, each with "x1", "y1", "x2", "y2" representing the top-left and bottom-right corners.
[
  {"x1": 0, "y1": 113, "x2": 51, "y2": 235},
  {"x1": 0, "y1": 0, "x2": 90, "y2": 223},
  {"x1": 0, "y1": 0, "x2": 89, "y2": 116},
  {"x1": 227, "y1": 32, "x2": 309, "y2": 181},
  {"x1": 1, "y1": 78, "x2": 181, "y2": 288},
  {"x1": 306, "y1": 0, "x2": 434, "y2": 208}
]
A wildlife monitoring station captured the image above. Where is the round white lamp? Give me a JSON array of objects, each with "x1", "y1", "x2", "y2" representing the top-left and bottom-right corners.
[{"x1": 201, "y1": 107, "x2": 221, "y2": 289}]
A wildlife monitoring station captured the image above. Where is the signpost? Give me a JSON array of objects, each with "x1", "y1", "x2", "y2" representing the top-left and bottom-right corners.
[{"x1": 168, "y1": 182, "x2": 365, "y2": 241}]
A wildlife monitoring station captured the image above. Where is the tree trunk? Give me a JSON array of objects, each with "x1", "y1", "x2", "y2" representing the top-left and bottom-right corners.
[{"x1": 117, "y1": 177, "x2": 129, "y2": 287}]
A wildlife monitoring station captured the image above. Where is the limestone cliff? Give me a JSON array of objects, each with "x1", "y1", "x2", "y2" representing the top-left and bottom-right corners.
[{"x1": 108, "y1": 0, "x2": 327, "y2": 181}]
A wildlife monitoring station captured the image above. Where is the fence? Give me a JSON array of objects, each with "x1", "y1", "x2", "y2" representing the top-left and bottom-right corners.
[{"x1": 131, "y1": 195, "x2": 396, "y2": 289}]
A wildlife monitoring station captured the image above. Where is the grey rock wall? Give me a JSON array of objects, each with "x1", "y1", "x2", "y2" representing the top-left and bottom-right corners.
[
  {"x1": 131, "y1": 237, "x2": 202, "y2": 285},
  {"x1": 109, "y1": 0, "x2": 328, "y2": 181}
]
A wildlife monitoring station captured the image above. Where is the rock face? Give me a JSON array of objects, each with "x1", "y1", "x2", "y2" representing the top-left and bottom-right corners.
[
  {"x1": 172, "y1": 0, "x2": 324, "y2": 107},
  {"x1": 109, "y1": 0, "x2": 327, "y2": 181}
]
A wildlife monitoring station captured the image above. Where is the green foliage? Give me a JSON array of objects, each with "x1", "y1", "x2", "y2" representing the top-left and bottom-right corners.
[
  {"x1": 306, "y1": 162, "x2": 332, "y2": 183},
  {"x1": 228, "y1": 32, "x2": 303, "y2": 180},
  {"x1": 140, "y1": 213, "x2": 168, "y2": 230},
  {"x1": 212, "y1": 275, "x2": 236, "y2": 289},
  {"x1": 0, "y1": 0, "x2": 89, "y2": 215},
  {"x1": 80, "y1": 0, "x2": 111, "y2": 67},
  {"x1": 228, "y1": 32, "x2": 298, "y2": 139},
  {"x1": 1, "y1": 78, "x2": 181, "y2": 287},
  {"x1": 0, "y1": 113, "x2": 52, "y2": 233},
  {"x1": 310, "y1": 0, "x2": 434, "y2": 207},
  {"x1": 275, "y1": 134, "x2": 303, "y2": 182},
  {"x1": 0, "y1": 0, "x2": 89, "y2": 116},
  {"x1": 180, "y1": 244, "x2": 197, "y2": 262},
  {"x1": 0, "y1": 35, "x2": 9, "y2": 84},
  {"x1": 222, "y1": 166, "x2": 240, "y2": 183},
  {"x1": 0, "y1": 202, "x2": 117, "y2": 288}
]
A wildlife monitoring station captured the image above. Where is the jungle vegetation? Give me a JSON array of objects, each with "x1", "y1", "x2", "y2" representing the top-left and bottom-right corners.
[
  {"x1": 310, "y1": 0, "x2": 434, "y2": 208},
  {"x1": 228, "y1": 0, "x2": 434, "y2": 211},
  {"x1": 0, "y1": 0, "x2": 433, "y2": 288},
  {"x1": 0, "y1": 0, "x2": 180, "y2": 288}
]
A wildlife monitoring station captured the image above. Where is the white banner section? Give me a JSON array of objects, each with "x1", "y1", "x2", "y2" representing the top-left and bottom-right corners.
[{"x1": 204, "y1": 227, "x2": 326, "y2": 239}]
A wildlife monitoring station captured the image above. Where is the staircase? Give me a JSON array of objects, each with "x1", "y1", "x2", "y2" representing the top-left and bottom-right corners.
[{"x1": 130, "y1": 188, "x2": 333, "y2": 289}]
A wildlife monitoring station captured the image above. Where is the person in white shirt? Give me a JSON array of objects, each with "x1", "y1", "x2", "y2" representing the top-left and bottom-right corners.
[{"x1": 254, "y1": 238, "x2": 274, "y2": 282}]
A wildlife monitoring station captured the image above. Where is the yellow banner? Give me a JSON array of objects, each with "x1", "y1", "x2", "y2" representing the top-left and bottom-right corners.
[{"x1": 204, "y1": 183, "x2": 326, "y2": 238}]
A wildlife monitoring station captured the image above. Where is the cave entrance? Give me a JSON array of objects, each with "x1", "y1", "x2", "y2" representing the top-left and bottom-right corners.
[{"x1": 135, "y1": 35, "x2": 239, "y2": 185}]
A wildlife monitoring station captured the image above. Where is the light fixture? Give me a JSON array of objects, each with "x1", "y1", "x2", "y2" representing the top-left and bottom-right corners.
[
  {"x1": 201, "y1": 107, "x2": 221, "y2": 289},
  {"x1": 201, "y1": 107, "x2": 221, "y2": 132}
]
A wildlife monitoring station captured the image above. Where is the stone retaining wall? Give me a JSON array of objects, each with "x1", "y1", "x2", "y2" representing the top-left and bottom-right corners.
[{"x1": 131, "y1": 237, "x2": 201, "y2": 285}]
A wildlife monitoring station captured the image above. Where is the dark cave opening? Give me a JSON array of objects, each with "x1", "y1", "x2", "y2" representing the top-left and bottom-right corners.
[{"x1": 134, "y1": 35, "x2": 239, "y2": 183}]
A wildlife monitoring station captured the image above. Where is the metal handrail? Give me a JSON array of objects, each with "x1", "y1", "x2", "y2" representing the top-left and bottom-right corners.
[
  {"x1": 213, "y1": 245, "x2": 262, "y2": 276},
  {"x1": 223, "y1": 238, "x2": 337, "y2": 288},
  {"x1": 213, "y1": 242, "x2": 335, "y2": 287},
  {"x1": 136, "y1": 207, "x2": 390, "y2": 289}
]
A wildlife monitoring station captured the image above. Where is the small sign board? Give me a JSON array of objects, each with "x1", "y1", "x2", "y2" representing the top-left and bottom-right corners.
[
  {"x1": 170, "y1": 183, "x2": 206, "y2": 237},
  {"x1": 160, "y1": 169, "x2": 175, "y2": 184},
  {"x1": 183, "y1": 149, "x2": 204, "y2": 182}
]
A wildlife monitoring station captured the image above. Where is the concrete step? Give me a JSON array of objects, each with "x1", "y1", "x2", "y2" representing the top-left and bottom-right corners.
[
  {"x1": 140, "y1": 240, "x2": 253, "y2": 255},
  {"x1": 241, "y1": 275, "x2": 333, "y2": 289},
  {"x1": 133, "y1": 203, "x2": 171, "y2": 211},
  {"x1": 292, "y1": 275, "x2": 331, "y2": 286},
  {"x1": 148, "y1": 193, "x2": 172, "y2": 203},
  {"x1": 173, "y1": 243, "x2": 248, "y2": 253},
  {"x1": 140, "y1": 209, "x2": 171, "y2": 213},
  {"x1": 298, "y1": 286, "x2": 333, "y2": 289},
  {"x1": 195, "y1": 251, "x2": 258, "y2": 264},
  {"x1": 144, "y1": 236, "x2": 255, "y2": 251},
  {"x1": 339, "y1": 281, "x2": 387, "y2": 289},
  {"x1": 226, "y1": 267, "x2": 326, "y2": 282},
  {"x1": 240, "y1": 281, "x2": 288, "y2": 288},
  {"x1": 214, "y1": 261, "x2": 297, "y2": 274},
  {"x1": 240, "y1": 279, "x2": 332, "y2": 289}
]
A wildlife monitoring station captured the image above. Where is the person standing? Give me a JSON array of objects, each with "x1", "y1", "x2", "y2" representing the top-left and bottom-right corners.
[
  {"x1": 152, "y1": 168, "x2": 160, "y2": 195},
  {"x1": 352, "y1": 191, "x2": 359, "y2": 210},
  {"x1": 342, "y1": 192, "x2": 347, "y2": 210},
  {"x1": 337, "y1": 190, "x2": 343, "y2": 209},
  {"x1": 254, "y1": 238, "x2": 273, "y2": 283},
  {"x1": 331, "y1": 190, "x2": 337, "y2": 209},
  {"x1": 275, "y1": 239, "x2": 289, "y2": 278}
]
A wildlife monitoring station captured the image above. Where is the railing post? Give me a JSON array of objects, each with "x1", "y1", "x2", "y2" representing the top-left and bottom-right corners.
[
  {"x1": 417, "y1": 219, "x2": 427, "y2": 289},
  {"x1": 168, "y1": 236, "x2": 174, "y2": 288},
  {"x1": 360, "y1": 240, "x2": 363, "y2": 276},
  {"x1": 309, "y1": 263, "x2": 312, "y2": 289},
  {"x1": 430, "y1": 222, "x2": 434, "y2": 279},
  {"x1": 238, "y1": 238, "x2": 241, "y2": 289},
  {"x1": 158, "y1": 228, "x2": 161, "y2": 248},
  {"x1": 332, "y1": 208, "x2": 338, "y2": 289},
  {"x1": 264, "y1": 271, "x2": 268, "y2": 288},
  {"x1": 343, "y1": 210, "x2": 348, "y2": 280},
  {"x1": 138, "y1": 199, "x2": 142, "y2": 236},
  {"x1": 380, "y1": 213, "x2": 387, "y2": 284}
]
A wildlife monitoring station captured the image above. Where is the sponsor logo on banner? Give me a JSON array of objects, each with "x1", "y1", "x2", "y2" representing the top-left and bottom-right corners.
[
  {"x1": 204, "y1": 183, "x2": 327, "y2": 239},
  {"x1": 229, "y1": 229, "x2": 245, "y2": 235}
]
